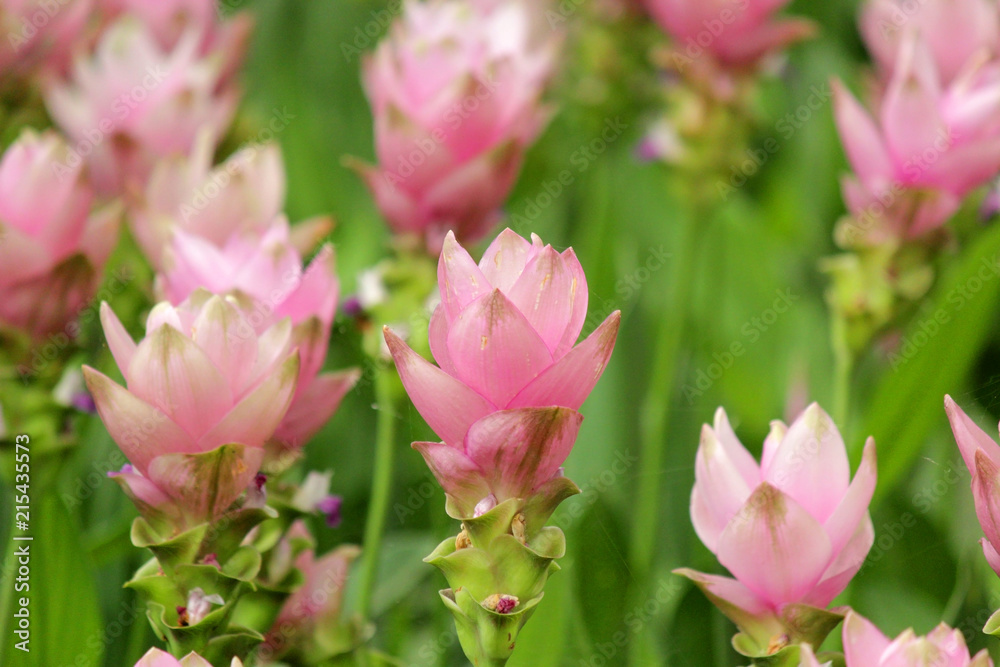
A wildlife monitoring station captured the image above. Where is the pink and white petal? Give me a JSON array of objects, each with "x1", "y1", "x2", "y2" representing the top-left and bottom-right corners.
[
  {"x1": 833, "y1": 79, "x2": 894, "y2": 187},
  {"x1": 127, "y1": 324, "x2": 234, "y2": 440},
  {"x1": 272, "y1": 368, "x2": 361, "y2": 448},
  {"x1": 384, "y1": 326, "x2": 496, "y2": 446},
  {"x1": 760, "y1": 420, "x2": 788, "y2": 477},
  {"x1": 672, "y1": 568, "x2": 783, "y2": 641},
  {"x1": 196, "y1": 354, "x2": 299, "y2": 451},
  {"x1": 712, "y1": 407, "x2": 764, "y2": 488},
  {"x1": 944, "y1": 395, "x2": 1000, "y2": 473},
  {"x1": 148, "y1": 445, "x2": 264, "y2": 522},
  {"x1": 717, "y1": 483, "x2": 833, "y2": 607},
  {"x1": 693, "y1": 424, "x2": 756, "y2": 552},
  {"x1": 191, "y1": 295, "x2": 258, "y2": 397},
  {"x1": 136, "y1": 647, "x2": 184, "y2": 667},
  {"x1": 445, "y1": 290, "x2": 553, "y2": 407},
  {"x1": 690, "y1": 484, "x2": 729, "y2": 556},
  {"x1": 843, "y1": 611, "x2": 891, "y2": 666},
  {"x1": 505, "y1": 245, "x2": 576, "y2": 353},
  {"x1": 278, "y1": 244, "x2": 339, "y2": 327},
  {"x1": 464, "y1": 407, "x2": 583, "y2": 500},
  {"x1": 412, "y1": 441, "x2": 490, "y2": 514},
  {"x1": 823, "y1": 437, "x2": 877, "y2": 555},
  {"x1": 178, "y1": 653, "x2": 214, "y2": 667},
  {"x1": 438, "y1": 230, "x2": 492, "y2": 322},
  {"x1": 428, "y1": 306, "x2": 457, "y2": 375},
  {"x1": 478, "y1": 227, "x2": 534, "y2": 293},
  {"x1": 100, "y1": 301, "x2": 137, "y2": 377},
  {"x1": 805, "y1": 515, "x2": 874, "y2": 608},
  {"x1": 552, "y1": 247, "x2": 589, "y2": 359},
  {"x1": 82, "y1": 366, "x2": 198, "y2": 472},
  {"x1": 972, "y1": 450, "x2": 1000, "y2": 551},
  {"x1": 508, "y1": 311, "x2": 620, "y2": 410},
  {"x1": 982, "y1": 539, "x2": 1000, "y2": 579},
  {"x1": 764, "y1": 403, "x2": 850, "y2": 522}
]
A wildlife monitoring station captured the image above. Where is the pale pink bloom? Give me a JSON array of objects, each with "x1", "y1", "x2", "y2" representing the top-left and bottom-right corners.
[
  {"x1": 134, "y1": 648, "x2": 243, "y2": 667},
  {"x1": 798, "y1": 644, "x2": 831, "y2": 667},
  {"x1": 0, "y1": 130, "x2": 119, "y2": 340},
  {"x1": 843, "y1": 611, "x2": 993, "y2": 667},
  {"x1": 834, "y1": 33, "x2": 1000, "y2": 241},
  {"x1": 0, "y1": 0, "x2": 92, "y2": 78},
  {"x1": 357, "y1": 0, "x2": 557, "y2": 250},
  {"x1": 676, "y1": 405, "x2": 877, "y2": 639},
  {"x1": 157, "y1": 218, "x2": 358, "y2": 457},
  {"x1": 83, "y1": 292, "x2": 300, "y2": 526},
  {"x1": 944, "y1": 395, "x2": 1000, "y2": 578},
  {"x1": 642, "y1": 0, "x2": 814, "y2": 67},
  {"x1": 861, "y1": 0, "x2": 999, "y2": 85},
  {"x1": 129, "y1": 134, "x2": 287, "y2": 269},
  {"x1": 45, "y1": 17, "x2": 237, "y2": 197},
  {"x1": 386, "y1": 229, "x2": 620, "y2": 515}
]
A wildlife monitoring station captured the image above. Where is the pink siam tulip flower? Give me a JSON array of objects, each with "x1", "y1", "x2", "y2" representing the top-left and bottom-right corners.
[
  {"x1": 641, "y1": 0, "x2": 814, "y2": 68},
  {"x1": 0, "y1": 0, "x2": 92, "y2": 79},
  {"x1": 861, "y1": 0, "x2": 999, "y2": 85},
  {"x1": 833, "y1": 33, "x2": 1000, "y2": 242},
  {"x1": 385, "y1": 229, "x2": 620, "y2": 515},
  {"x1": 675, "y1": 404, "x2": 877, "y2": 645},
  {"x1": 798, "y1": 644, "x2": 831, "y2": 667},
  {"x1": 45, "y1": 16, "x2": 237, "y2": 197},
  {"x1": 843, "y1": 611, "x2": 993, "y2": 666},
  {"x1": 83, "y1": 292, "x2": 300, "y2": 528},
  {"x1": 157, "y1": 218, "x2": 359, "y2": 461},
  {"x1": 356, "y1": 0, "x2": 558, "y2": 251},
  {"x1": 944, "y1": 395, "x2": 1000, "y2": 578},
  {"x1": 134, "y1": 648, "x2": 243, "y2": 667},
  {"x1": 0, "y1": 130, "x2": 119, "y2": 341}
]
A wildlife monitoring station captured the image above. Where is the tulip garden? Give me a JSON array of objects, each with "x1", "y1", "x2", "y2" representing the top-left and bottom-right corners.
[{"x1": 8, "y1": 0, "x2": 1000, "y2": 665}]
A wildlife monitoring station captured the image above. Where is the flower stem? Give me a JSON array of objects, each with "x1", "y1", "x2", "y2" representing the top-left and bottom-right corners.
[
  {"x1": 831, "y1": 317, "x2": 853, "y2": 428},
  {"x1": 356, "y1": 364, "x2": 399, "y2": 621}
]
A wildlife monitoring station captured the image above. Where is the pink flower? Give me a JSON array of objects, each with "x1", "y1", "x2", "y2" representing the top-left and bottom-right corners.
[
  {"x1": 834, "y1": 33, "x2": 1000, "y2": 241},
  {"x1": 356, "y1": 0, "x2": 557, "y2": 251},
  {"x1": 861, "y1": 0, "x2": 999, "y2": 85},
  {"x1": 641, "y1": 0, "x2": 814, "y2": 67},
  {"x1": 798, "y1": 644, "x2": 831, "y2": 667},
  {"x1": 676, "y1": 405, "x2": 877, "y2": 642},
  {"x1": 843, "y1": 611, "x2": 993, "y2": 666},
  {"x1": 45, "y1": 17, "x2": 237, "y2": 197},
  {"x1": 129, "y1": 135, "x2": 290, "y2": 270},
  {"x1": 0, "y1": 0, "x2": 92, "y2": 78},
  {"x1": 83, "y1": 292, "x2": 300, "y2": 527},
  {"x1": 0, "y1": 130, "x2": 119, "y2": 340},
  {"x1": 386, "y1": 229, "x2": 620, "y2": 515},
  {"x1": 157, "y1": 218, "x2": 358, "y2": 459},
  {"x1": 944, "y1": 395, "x2": 1000, "y2": 578},
  {"x1": 134, "y1": 648, "x2": 242, "y2": 667}
]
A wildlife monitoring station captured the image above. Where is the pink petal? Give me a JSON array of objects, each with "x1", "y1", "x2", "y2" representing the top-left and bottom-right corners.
[
  {"x1": 136, "y1": 647, "x2": 184, "y2": 667},
  {"x1": 692, "y1": 424, "x2": 755, "y2": 554},
  {"x1": 428, "y1": 305, "x2": 457, "y2": 375},
  {"x1": 277, "y1": 244, "x2": 339, "y2": 327},
  {"x1": 764, "y1": 403, "x2": 849, "y2": 522},
  {"x1": 464, "y1": 407, "x2": 583, "y2": 500},
  {"x1": 100, "y1": 301, "x2": 137, "y2": 377},
  {"x1": 412, "y1": 440, "x2": 490, "y2": 513},
  {"x1": 760, "y1": 420, "x2": 787, "y2": 476},
  {"x1": 944, "y1": 395, "x2": 1000, "y2": 473},
  {"x1": 982, "y1": 539, "x2": 1000, "y2": 578},
  {"x1": 505, "y1": 245, "x2": 577, "y2": 354},
  {"x1": 190, "y1": 295, "x2": 258, "y2": 398},
  {"x1": 843, "y1": 611, "x2": 891, "y2": 665},
  {"x1": 553, "y1": 248, "x2": 589, "y2": 359},
  {"x1": 82, "y1": 366, "x2": 198, "y2": 473},
  {"x1": 384, "y1": 326, "x2": 496, "y2": 446},
  {"x1": 438, "y1": 230, "x2": 492, "y2": 323},
  {"x1": 833, "y1": 79, "x2": 894, "y2": 188},
  {"x1": 823, "y1": 437, "x2": 877, "y2": 555},
  {"x1": 478, "y1": 227, "x2": 534, "y2": 293},
  {"x1": 147, "y1": 445, "x2": 264, "y2": 521},
  {"x1": 713, "y1": 407, "x2": 764, "y2": 489},
  {"x1": 671, "y1": 568, "x2": 782, "y2": 642},
  {"x1": 716, "y1": 483, "x2": 833, "y2": 607},
  {"x1": 178, "y1": 653, "x2": 214, "y2": 667},
  {"x1": 273, "y1": 369, "x2": 361, "y2": 448},
  {"x1": 972, "y1": 450, "x2": 1000, "y2": 551},
  {"x1": 508, "y1": 311, "x2": 620, "y2": 410},
  {"x1": 805, "y1": 515, "x2": 874, "y2": 608}
]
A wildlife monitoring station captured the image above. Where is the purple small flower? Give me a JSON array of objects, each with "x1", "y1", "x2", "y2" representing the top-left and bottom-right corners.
[{"x1": 317, "y1": 495, "x2": 343, "y2": 528}]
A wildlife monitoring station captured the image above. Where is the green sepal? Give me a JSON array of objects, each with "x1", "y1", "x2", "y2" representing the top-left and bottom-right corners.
[
  {"x1": 441, "y1": 587, "x2": 543, "y2": 667},
  {"x1": 198, "y1": 627, "x2": 266, "y2": 665},
  {"x1": 745, "y1": 644, "x2": 845, "y2": 667},
  {"x1": 984, "y1": 607, "x2": 1000, "y2": 636},
  {"x1": 730, "y1": 604, "x2": 846, "y2": 658}
]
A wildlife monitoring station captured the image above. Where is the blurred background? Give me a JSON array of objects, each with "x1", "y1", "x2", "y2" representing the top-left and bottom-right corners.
[{"x1": 6, "y1": 0, "x2": 1000, "y2": 664}]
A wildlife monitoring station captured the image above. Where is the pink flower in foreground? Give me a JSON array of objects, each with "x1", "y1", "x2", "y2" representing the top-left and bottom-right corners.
[
  {"x1": 134, "y1": 648, "x2": 243, "y2": 667},
  {"x1": 357, "y1": 0, "x2": 557, "y2": 251},
  {"x1": 944, "y1": 395, "x2": 1000, "y2": 578},
  {"x1": 834, "y1": 33, "x2": 1000, "y2": 241},
  {"x1": 83, "y1": 292, "x2": 299, "y2": 527},
  {"x1": 0, "y1": 130, "x2": 119, "y2": 340},
  {"x1": 861, "y1": 0, "x2": 999, "y2": 85},
  {"x1": 157, "y1": 218, "x2": 359, "y2": 459},
  {"x1": 386, "y1": 229, "x2": 620, "y2": 515},
  {"x1": 843, "y1": 611, "x2": 993, "y2": 667},
  {"x1": 642, "y1": 0, "x2": 814, "y2": 67},
  {"x1": 45, "y1": 17, "x2": 237, "y2": 196},
  {"x1": 798, "y1": 644, "x2": 831, "y2": 667},
  {"x1": 0, "y1": 0, "x2": 91, "y2": 78},
  {"x1": 676, "y1": 405, "x2": 877, "y2": 642}
]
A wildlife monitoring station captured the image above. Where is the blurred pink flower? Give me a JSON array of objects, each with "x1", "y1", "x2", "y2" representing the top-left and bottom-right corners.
[
  {"x1": 386, "y1": 229, "x2": 620, "y2": 514},
  {"x1": 833, "y1": 33, "x2": 1000, "y2": 241},
  {"x1": 0, "y1": 0, "x2": 92, "y2": 78},
  {"x1": 83, "y1": 292, "x2": 299, "y2": 526},
  {"x1": 356, "y1": 0, "x2": 558, "y2": 251},
  {"x1": 134, "y1": 648, "x2": 242, "y2": 667},
  {"x1": 843, "y1": 611, "x2": 993, "y2": 667},
  {"x1": 861, "y1": 0, "x2": 999, "y2": 85},
  {"x1": 642, "y1": 0, "x2": 814, "y2": 68},
  {"x1": 944, "y1": 395, "x2": 1000, "y2": 579},
  {"x1": 45, "y1": 16, "x2": 237, "y2": 197},
  {"x1": 157, "y1": 218, "x2": 358, "y2": 460},
  {"x1": 0, "y1": 130, "x2": 119, "y2": 340},
  {"x1": 676, "y1": 404, "x2": 877, "y2": 640}
]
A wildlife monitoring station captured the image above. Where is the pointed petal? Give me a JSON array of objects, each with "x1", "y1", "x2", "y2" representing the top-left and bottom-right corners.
[
  {"x1": 692, "y1": 424, "x2": 755, "y2": 553},
  {"x1": 100, "y1": 301, "x2": 137, "y2": 378},
  {"x1": 713, "y1": 407, "x2": 764, "y2": 488},
  {"x1": 384, "y1": 326, "x2": 496, "y2": 446},
  {"x1": 478, "y1": 228, "x2": 534, "y2": 292},
  {"x1": 464, "y1": 407, "x2": 583, "y2": 500},
  {"x1": 82, "y1": 366, "x2": 198, "y2": 472},
  {"x1": 806, "y1": 515, "x2": 874, "y2": 608},
  {"x1": 833, "y1": 79, "x2": 894, "y2": 188},
  {"x1": 190, "y1": 295, "x2": 257, "y2": 397},
  {"x1": 982, "y1": 539, "x2": 1000, "y2": 579},
  {"x1": 972, "y1": 449, "x2": 1000, "y2": 551},
  {"x1": 272, "y1": 369, "x2": 361, "y2": 448},
  {"x1": 823, "y1": 437, "x2": 877, "y2": 555},
  {"x1": 412, "y1": 440, "x2": 489, "y2": 514},
  {"x1": 148, "y1": 445, "x2": 264, "y2": 522},
  {"x1": 438, "y1": 230, "x2": 492, "y2": 322},
  {"x1": 843, "y1": 611, "x2": 891, "y2": 665},
  {"x1": 944, "y1": 395, "x2": 1000, "y2": 474},
  {"x1": 427, "y1": 305, "x2": 457, "y2": 375},
  {"x1": 760, "y1": 420, "x2": 787, "y2": 475},
  {"x1": 553, "y1": 248, "x2": 589, "y2": 358},
  {"x1": 508, "y1": 311, "x2": 619, "y2": 410},
  {"x1": 505, "y1": 245, "x2": 576, "y2": 353},
  {"x1": 672, "y1": 568, "x2": 781, "y2": 642},
  {"x1": 717, "y1": 483, "x2": 833, "y2": 607}
]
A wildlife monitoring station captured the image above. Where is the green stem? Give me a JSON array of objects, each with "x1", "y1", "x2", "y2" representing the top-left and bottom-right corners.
[
  {"x1": 356, "y1": 366, "x2": 399, "y2": 621},
  {"x1": 831, "y1": 318, "x2": 853, "y2": 428}
]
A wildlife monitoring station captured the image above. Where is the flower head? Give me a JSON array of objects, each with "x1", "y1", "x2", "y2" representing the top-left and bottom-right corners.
[
  {"x1": 843, "y1": 611, "x2": 993, "y2": 666},
  {"x1": 134, "y1": 648, "x2": 242, "y2": 667}
]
